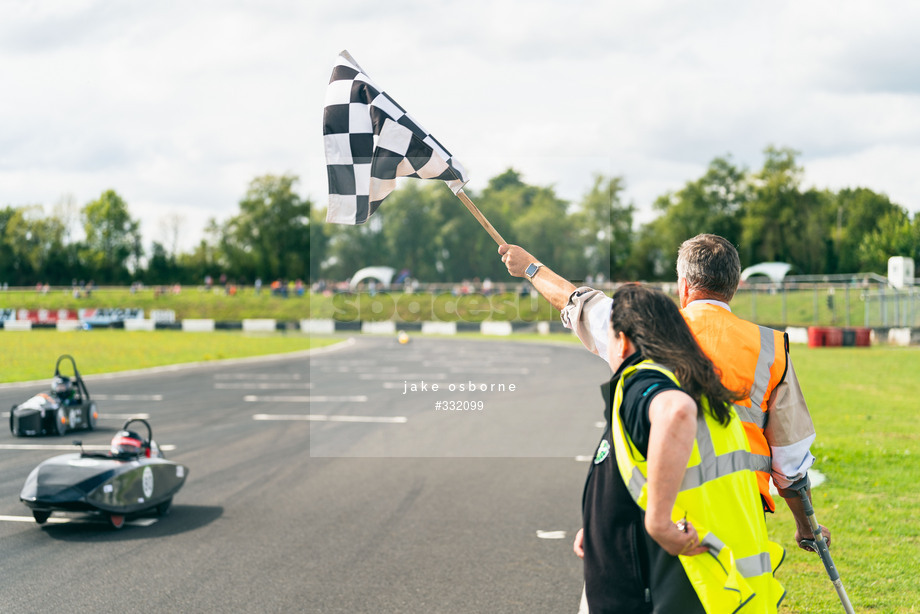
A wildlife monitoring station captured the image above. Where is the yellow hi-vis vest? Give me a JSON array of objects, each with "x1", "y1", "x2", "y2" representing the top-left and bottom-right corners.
[{"x1": 611, "y1": 360, "x2": 786, "y2": 613}]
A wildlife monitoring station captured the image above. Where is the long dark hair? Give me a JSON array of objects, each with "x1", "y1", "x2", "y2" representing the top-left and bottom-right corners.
[{"x1": 610, "y1": 284, "x2": 740, "y2": 426}]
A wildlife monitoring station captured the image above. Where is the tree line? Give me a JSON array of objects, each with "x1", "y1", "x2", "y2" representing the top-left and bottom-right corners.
[
  {"x1": 3, "y1": 146, "x2": 918, "y2": 287},
  {"x1": 0, "y1": 175, "x2": 309, "y2": 287},
  {"x1": 315, "y1": 146, "x2": 920, "y2": 283}
]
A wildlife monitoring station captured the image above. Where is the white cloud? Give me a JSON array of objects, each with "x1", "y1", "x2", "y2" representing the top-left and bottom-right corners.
[{"x1": 1, "y1": 0, "x2": 919, "y2": 254}]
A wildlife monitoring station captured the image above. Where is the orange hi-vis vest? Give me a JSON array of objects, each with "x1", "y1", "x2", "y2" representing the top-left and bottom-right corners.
[{"x1": 681, "y1": 302, "x2": 789, "y2": 512}]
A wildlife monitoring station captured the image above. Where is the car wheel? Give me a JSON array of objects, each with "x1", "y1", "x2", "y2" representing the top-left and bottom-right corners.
[
  {"x1": 32, "y1": 510, "x2": 51, "y2": 524},
  {"x1": 9, "y1": 409, "x2": 15, "y2": 436},
  {"x1": 109, "y1": 514, "x2": 125, "y2": 529},
  {"x1": 54, "y1": 407, "x2": 67, "y2": 436},
  {"x1": 86, "y1": 403, "x2": 97, "y2": 431},
  {"x1": 156, "y1": 498, "x2": 173, "y2": 516}
]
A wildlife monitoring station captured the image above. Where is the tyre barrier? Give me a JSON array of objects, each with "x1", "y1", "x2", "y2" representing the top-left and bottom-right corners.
[{"x1": 807, "y1": 326, "x2": 871, "y2": 347}]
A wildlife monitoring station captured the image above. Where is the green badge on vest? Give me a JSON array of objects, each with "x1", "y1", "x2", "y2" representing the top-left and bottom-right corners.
[{"x1": 594, "y1": 440, "x2": 610, "y2": 464}]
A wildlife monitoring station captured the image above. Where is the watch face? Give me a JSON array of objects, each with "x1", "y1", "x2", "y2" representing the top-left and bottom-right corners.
[{"x1": 526, "y1": 263, "x2": 540, "y2": 278}]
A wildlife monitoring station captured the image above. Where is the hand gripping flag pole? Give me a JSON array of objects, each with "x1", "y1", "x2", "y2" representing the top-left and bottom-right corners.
[{"x1": 323, "y1": 50, "x2": 505, "y2": 245}]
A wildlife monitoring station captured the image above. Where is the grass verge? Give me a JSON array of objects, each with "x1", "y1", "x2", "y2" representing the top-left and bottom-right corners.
[
  {"x1": 0, "y1": 331, "x2": 337, "y2": 382},
  {"x1": 767, "y1": 345, "x2": 920, "y2": 613}
]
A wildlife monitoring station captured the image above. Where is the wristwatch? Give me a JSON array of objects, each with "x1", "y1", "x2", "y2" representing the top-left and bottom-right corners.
[{"x1": 524, "y1": 262, "x2": 544, "y2": 279}]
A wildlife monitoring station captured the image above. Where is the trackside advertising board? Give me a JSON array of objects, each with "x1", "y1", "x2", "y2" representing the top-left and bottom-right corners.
[
  {"x1": 77, "y1": 308, "x2": 144, "y2": 326},
  {"x1": 0, "y1": 308, "x2": 144, "y2": 325}
]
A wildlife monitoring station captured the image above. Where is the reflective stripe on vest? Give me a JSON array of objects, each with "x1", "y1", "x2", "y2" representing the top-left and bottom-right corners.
[
  {"x1": 623, "y1": 411, "x2": 761, "y2": 496},
  {"x1": 611, "y1": 361, "x2": 785, "y2": 611},
  {"x1": 750, "y1": 326, "x2": 776, "y2": 410}
]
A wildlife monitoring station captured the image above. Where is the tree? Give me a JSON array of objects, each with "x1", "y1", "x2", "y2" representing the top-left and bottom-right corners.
[
  {"x1": 157, "y1": 212, "x2": 186, "y2": 259},
  {"x1": 829, "y1": 187, "x2": 903, "y2": 274},
  {"x1": 81, "y1": 190, "x2": 142, "y2": 283},
  {"x1": 381, "y1": 183, "x2": 453, "y2": 281},
  {"x1": 219, "y1": 174, "x2": 310, "y2": 282},
  {"x1": 630, "y1": 156, "x2": 747, "y2": 280},
  {"x1": 146, "y1": 242, "x2": 182, "y2": 284},
  {"x1": 323, "y1": 214, "x2": 389, "y2": 282},
  {"x1": 309, "y1": 204, "x2": 329, "y2": 282},
  {"x1": 570, "y1": 175, "x2": 632, "y2": 281},
  {"x1": 1, "y1": 205, "x2": 73, "y2": 285},
  {"x1": 476, "y1": 169, "x2": 581, "y2": 281},
  {"x1": 739, "y1": 146, "x2": 835, "y2": 273},
  {"x1": 172, "y1": 219, "x2": 222, "y2": 285},
  {"x1": 857, "y1": 209, "x2": 917, "y2": 273}
]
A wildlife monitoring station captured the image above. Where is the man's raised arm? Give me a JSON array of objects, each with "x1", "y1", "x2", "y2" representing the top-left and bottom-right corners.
[
  {"x1": 498, "y1": 244, "x2": 612, "y2": 360},
  {"x1": 497, "y1": 244, "x2": 576, "y2": 310}
]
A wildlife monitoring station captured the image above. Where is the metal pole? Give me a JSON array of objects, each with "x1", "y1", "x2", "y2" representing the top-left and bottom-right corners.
[
  {"x1": 814, "y1": 284, "x2": 819, "y2": 325},
  {"x1": 881, "y1": 288, "x2": 887, "y2": 327},
  {"x1": 844, "y1": 285, "x2": 851, "y2": 328},
  {"x1": 895, "y1": 287, "x2": 901, "y2": 327},
  {"x1": 781, "y1": 282, "x2": 788, "y2": 324},
  {"x1": 795, "y1": 481, "x2": 856, "y2": 614},
  {"x1": 751, "y1": 286, "x2": 757, "y2": 322}
]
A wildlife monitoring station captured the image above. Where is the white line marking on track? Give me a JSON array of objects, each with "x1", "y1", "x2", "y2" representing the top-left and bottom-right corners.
[
  {"x1": 0, "y1": 515, "x2": 72, "y2": 524},
  {"x1": 253, "y1": 413, "x2": 407, "y2": 424},
  {"x1": 0, "y1": 515, "x2": 159, "y2": 526},
  {"x1": 359, "y1": 373, "x2": 447, "y2": 380},
  {"x1": 103, "y1": 413, "x2": 151, "y2": 420},
  {"x1": 447, "y1": 367, "x2": 530, "y2": 374},
  {"x1": 424, "y1": 358, "x2": 551, "y2": 366},
  {"x1": 0, "y1": 443, "x2": 176, "y2": 451},
  {"x1": 214, "y1": 383, "x2": 312, "y2": 390},
  {"x1": 536, "y1": 530, "x2": 568, "y2": 539},
  {"x1": 214, "y1": 373, "x2": 302, "y2": 380},
  {"x1": 93, "y1": 395, "x2": 163, "y2": 401},
  {"x1": 244, "y1": 395, "x2": 367, "y2": 403},
  {"x1": 575, "y1": 455, "x2": 593, "y2": 462},
  {"x1": 317, "y1": 366, "x2": 401, "y2": 373}
]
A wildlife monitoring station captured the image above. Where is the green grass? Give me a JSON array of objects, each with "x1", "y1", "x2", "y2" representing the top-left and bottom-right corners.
[
  {"x1": 309, "y1": 290, "x2": 560, "y2": 322},
  {"x1": 0, "y1": 286, "x2": 310, "y2": 321},
  {"x1": 0, "y1": 330, "x2": 336, "y2": 382},
  {"x1": 767, "y1": 345, "x2": 920, "y2": 613}
]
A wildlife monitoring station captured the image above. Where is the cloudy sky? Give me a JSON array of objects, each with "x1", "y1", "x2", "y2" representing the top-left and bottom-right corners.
[{"x1": 2, "y1": 0, "x2": 919, "y2": 251}]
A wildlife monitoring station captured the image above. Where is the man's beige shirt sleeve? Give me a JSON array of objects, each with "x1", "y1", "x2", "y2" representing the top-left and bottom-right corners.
[
  {"x1": 765, "y1": 354, "x2": 817, "y2": 489},
  {"x1": 560, "y1": 287, "x2": 612, "y2": 363}
]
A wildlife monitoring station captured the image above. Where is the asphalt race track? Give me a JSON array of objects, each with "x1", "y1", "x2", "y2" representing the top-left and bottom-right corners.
[{"x1": 0, "y1": 336, "x2": 611, "y2": 613}]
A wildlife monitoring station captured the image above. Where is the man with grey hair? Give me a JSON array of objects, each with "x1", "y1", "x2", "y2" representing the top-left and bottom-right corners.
[{"x1": 498, "y1": 234, "x2": 829, "y2": 549}]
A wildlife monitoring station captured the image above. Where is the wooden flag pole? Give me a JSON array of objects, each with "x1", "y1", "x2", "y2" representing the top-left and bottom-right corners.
[{"x1": 456, "y1": 190, "x2": 506, "y2": 245}]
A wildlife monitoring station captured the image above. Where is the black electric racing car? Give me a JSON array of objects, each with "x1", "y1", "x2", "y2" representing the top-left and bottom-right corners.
[
  {"x1": 10, "y1": 354, "x2": 98, "y2": 437},
  {"x1": 20, "y1": 419, "x2": 188, "y2": 529}
]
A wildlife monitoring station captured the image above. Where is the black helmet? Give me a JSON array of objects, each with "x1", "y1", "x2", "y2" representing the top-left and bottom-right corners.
[
  {"x1": 111, "y1": 430, "x2": 144, "y2": 456},
  {"x1": 51, "y1": 375, "x2": 73, "y2": 397}
]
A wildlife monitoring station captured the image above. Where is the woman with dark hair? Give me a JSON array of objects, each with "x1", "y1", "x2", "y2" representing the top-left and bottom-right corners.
[{"x1": 575, "y1": 284, "x2": 785, "y2": 613}]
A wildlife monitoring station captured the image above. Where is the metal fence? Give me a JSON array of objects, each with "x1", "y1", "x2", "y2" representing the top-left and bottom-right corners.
[{"x1": 731, "y1": 280, "x2": 919, "y2": 328}]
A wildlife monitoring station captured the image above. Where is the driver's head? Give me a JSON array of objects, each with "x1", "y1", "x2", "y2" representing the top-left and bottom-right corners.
[
  {"x1": 110, "y1": 430, "x2": 144, "y2": 456},
  {"x1": 51, "y1": 375, "x2": 72, "y2": 397}
]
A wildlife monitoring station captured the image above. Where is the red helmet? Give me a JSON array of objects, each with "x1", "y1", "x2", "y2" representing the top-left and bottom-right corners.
[{"x1": 110, "y1": 430, "x2": 144, "y2": 456}]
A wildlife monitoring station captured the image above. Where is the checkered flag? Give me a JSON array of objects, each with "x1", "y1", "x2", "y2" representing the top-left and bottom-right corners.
[{"x1": 323, "y1": 50, "x2": 470, "y2": 225}]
